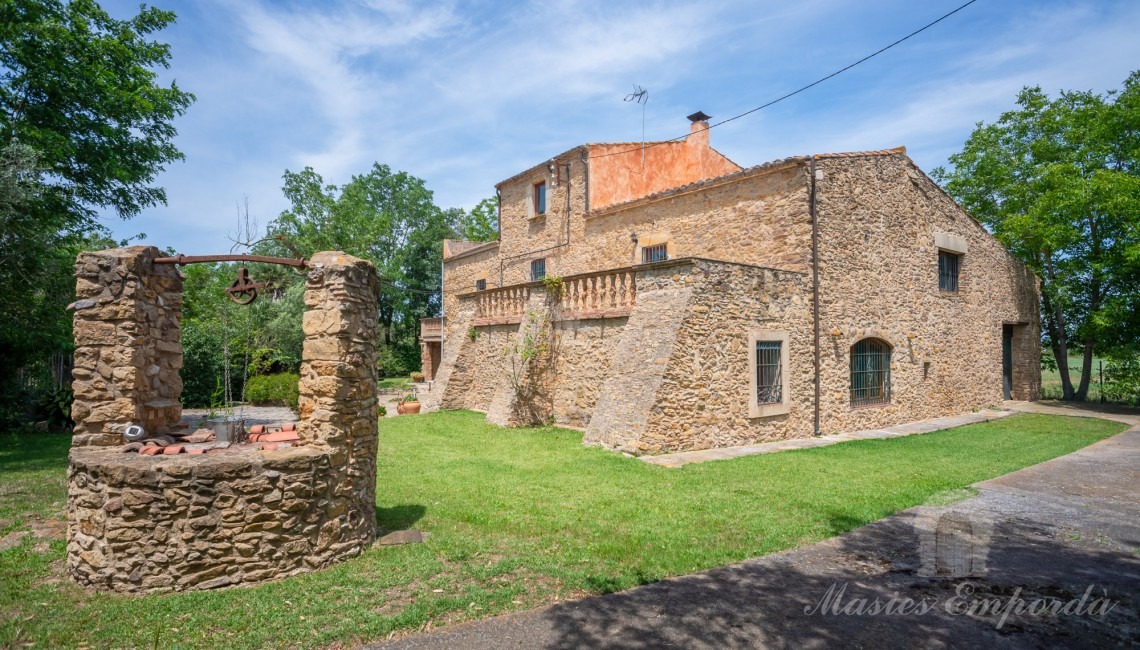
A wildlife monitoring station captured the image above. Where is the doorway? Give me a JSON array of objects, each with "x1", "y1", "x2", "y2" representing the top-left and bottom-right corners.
[{"x1": 1002, "y1": 324, "x2": 1013, "y2": 400}]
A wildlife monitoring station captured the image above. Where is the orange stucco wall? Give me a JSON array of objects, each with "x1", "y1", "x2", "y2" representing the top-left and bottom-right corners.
[{"x1": 587, "y1": 123, "x2": 742, "y2": 210}]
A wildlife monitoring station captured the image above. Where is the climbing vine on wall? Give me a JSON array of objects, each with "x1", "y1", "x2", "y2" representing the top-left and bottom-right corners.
[{"x1": 503, "y1": 276, "x2": 564, "y2": 424}]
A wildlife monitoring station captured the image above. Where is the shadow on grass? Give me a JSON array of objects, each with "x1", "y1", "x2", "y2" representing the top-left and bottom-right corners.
[
  {"x1": 376, "y1": 504, "x2": 426, "y2": 532},
  {"x1": 0, "y1": 432, "x2": 71, "y2": 473}
]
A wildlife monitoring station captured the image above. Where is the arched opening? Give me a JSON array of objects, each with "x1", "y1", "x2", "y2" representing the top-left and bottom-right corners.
[{"x1": 850, "y1": 338, "x2": 892, "y2": 407}]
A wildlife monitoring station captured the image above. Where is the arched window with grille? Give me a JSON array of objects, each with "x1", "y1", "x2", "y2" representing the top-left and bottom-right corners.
[{"x1": 850, "y1": 338, "x2": 892, "y2": 407}]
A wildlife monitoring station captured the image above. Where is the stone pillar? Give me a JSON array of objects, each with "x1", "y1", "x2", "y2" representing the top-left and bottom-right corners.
[
  {"x1": 298, "y1": 252, "x2": 381, "y2": 544},
  {"x1": 70, "y1": 247, "x2": 183, "y2": 447},
  {"x1": 420, "y1": 340, "x2": 434, "y2": 381}
]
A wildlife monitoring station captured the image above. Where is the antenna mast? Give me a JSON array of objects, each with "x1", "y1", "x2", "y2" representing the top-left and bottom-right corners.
[{"x1": 624, "y1": 84, "x2": 649, "y2": 169}]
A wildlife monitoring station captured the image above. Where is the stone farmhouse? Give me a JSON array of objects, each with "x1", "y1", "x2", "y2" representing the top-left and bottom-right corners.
[{"x1": 420, "y1": 113, "x2": 1041, "y2": 455}]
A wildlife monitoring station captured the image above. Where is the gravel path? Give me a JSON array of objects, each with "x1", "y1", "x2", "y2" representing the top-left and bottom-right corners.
[{"x1": 180, "y1": 406, "x2": 297, "y2": 428}]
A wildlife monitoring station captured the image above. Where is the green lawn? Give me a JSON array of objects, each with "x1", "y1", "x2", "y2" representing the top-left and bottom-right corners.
[
  {"x1": 378, "y1": 377, "x2": 413, "y2": 392},
  {"x1": 0, "y1": 412, "x2": 1127, "y2": 648},
  {"x1": 1041, "y1": 354, "x2": 1107, "y2": 401}
]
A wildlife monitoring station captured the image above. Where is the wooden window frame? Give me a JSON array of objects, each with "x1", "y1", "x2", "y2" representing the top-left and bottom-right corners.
[
  {"x1": 530, "y1": 258, "x2": 546, "y2": 281},
  {"x1": 748, "y1": 330, "x2": 790, "y2": 418},
  {"x1": 533, "y1": 180, "x2": 546, "y2": 216}
]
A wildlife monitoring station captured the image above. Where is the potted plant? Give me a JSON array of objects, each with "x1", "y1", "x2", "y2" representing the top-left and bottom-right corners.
[{"x1": 397, "y1": 394, "x2": 421, "y2": 415}]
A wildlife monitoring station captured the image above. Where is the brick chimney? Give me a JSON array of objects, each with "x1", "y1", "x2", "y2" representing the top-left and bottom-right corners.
[{"x1": 686, "y1": 110, "x2": 711, "y2": 149}]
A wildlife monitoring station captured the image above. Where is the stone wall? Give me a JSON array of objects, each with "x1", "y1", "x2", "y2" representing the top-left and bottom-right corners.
[
  {"x1": 551, "y1": 317, "x2": 627, "y2": 428},
  {"x1": 813, "y1": 153, "x2": 1040, "y2": 435},
  {"x1": 441, "y1": 157, "x2": 812, "y2": 343},
  {"x1": 640, "y1": 260, "x2": 811, "y2": 452},
  {"x1": 67, "y1": 445, "x2": 363, "y2": 593},
  {"x1": 297, "y1": 252, "x2": 382, "y2": 540},
  {"x1": 71, "y1": 246, "x2": 183, "y2": 446},
  {"x1": 432, "y1": 285, "x2": 629, "y2": 427},
  {"x1": 67, "y1": 250, "x2": 381, "y2": 593},
  {"x1": 583, "y1": 259, "x2": 810, "y2": 453},
  {"x1": 434, "y1": 149, "x2": 1041, "y2": 455}
]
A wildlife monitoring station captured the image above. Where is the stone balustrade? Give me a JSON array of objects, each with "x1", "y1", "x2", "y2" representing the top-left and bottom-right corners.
[
  {"x1": 558, "y1": 268, "x2": 636, "y2": 318},
  {"x1": 468, "y1": 267, "x2": 638, "y2": 326},
  {"x1": 472, "y1": 285, "x2": 531, "y2": 325}
]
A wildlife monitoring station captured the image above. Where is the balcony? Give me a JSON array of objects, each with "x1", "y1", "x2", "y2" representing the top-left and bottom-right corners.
[
  {"x1": 467, "y1": 267, "x2": 637, "y2": 326},
  {"x1": 419, "y1": 317, "x2": 444, "y2": 341}
]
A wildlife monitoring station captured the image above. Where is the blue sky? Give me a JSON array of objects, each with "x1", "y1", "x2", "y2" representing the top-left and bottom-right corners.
[{"x1": 98, "y1": 0, "x2": 1140, "y2": 252}]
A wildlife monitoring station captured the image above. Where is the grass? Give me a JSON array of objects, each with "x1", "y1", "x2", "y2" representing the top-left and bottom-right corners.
[
  {"x1": 377, "y1": 377, "x2": 412, "y2": 393},
  {"x1": 1041, "y1": 354, "x2": 1107, "y2": 401},
  {"x1": 0, "y1": 411, "x2": 1128, "y2": 648}
]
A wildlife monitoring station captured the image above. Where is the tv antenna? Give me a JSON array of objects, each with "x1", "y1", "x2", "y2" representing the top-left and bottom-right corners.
[{"x1": 624, "y1": 84, "x2": 649, "y2": 169}]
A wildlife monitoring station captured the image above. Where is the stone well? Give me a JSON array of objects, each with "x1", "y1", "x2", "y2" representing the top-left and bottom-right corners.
[{"x1": 66, "y1": 247, "x2": 381, "y2": 593}]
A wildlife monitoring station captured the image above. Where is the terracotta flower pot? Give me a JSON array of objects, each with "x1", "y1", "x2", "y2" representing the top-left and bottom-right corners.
[{"x1": 403, "y1": 401, "x2": 421, "y2": 414}]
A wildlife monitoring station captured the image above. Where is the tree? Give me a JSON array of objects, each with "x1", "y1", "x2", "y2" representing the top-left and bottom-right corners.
[
  {"x1": 0, "y1": 0, "x2": 193, "y2": 373},
  {"x1": 934, "y1": 72, "x2": 1140, "y2": 401},
  {"x1": 260, "y1": 164, "x2": 458, "y2": 368},
  {"x1": 456, "y1": 196, "x2": 499, "y2": 242},
  {"x1": 1, "y1": 0, "x2": 194, "y2": 222}
]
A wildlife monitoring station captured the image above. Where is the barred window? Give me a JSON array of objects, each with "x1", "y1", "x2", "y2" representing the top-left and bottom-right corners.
[
  {"x1": 530, "y1": 258, "x2": 546, "y2": 281},
  {"x1": 850, "y1": 338, "x2": 892, "y2": 407},
  {"x1": 642, "y1": 243, "x2": 668, "y2": 263},
  {"x1": 475, "y1": 279, "x2": 486, "y2": 291},
  {"x1": 939, "y1": 250, "x2": 960, "y2": 293},
  {"x1": 748, "y1": 331, "x2": 789, "y2": 417},
  {"x1": 755, "y1": 341, "x2": 782, "y2": 404}
]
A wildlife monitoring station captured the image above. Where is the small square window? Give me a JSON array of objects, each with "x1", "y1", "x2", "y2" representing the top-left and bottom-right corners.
[
  {"x1": 533, "y1": 181, "x2": 546, "y2": 216},
  {"x1": 530, "y1": 258, "x2": 546, "y2": 281},
  {"x1": 642, "y1": 243, "x2": 668, "y2": 264},
  {"x1": 475, "y1": 279, "x2": 486, "y2": 291},
  {"x1": 939, "y1": 250, "x2": 960, "y2": 293}
]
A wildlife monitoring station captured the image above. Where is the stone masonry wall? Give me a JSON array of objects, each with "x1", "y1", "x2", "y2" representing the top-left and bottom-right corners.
[
  {"x1": 67, "y1": 446, "x2": 358, "y2": 593},
  {"x1": 583, "y1": 260, "x2": 810, "y2": 453},
  {"x1": 297, "y1": 252, "x2": 382, "y2": 538},
  {"x1": 71, "y1": 246, "x2": 183, "y2": 446},
  {"x1": 441, "y1": 159, "x2": 812, "y2": 340},
  {"x1": 641, "y1": 260, "x2": 811, "y2": 452},
  {"x1": 814, "y1": 154, "x2": 1040, "y2": 435},
  {"x1": 67, "y1": 250, "x2": 381, "y2": 593},
  {"x1": 551, "y1": 316, "x2": 627, "y2": 428}
]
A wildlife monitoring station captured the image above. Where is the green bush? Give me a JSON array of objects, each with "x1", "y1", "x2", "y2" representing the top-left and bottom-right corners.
[
  {"x1": 1103, "y1": 357, "x2": 1140, "y2": 406},
  {"x1": 244, "y1": 373, "x2": 300, "y2": 412},
  {"x1": 376, "y1": 344, "x2": 411, "y2": 378}
]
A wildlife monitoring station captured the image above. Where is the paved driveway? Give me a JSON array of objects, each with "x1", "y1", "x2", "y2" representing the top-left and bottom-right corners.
[{"x1": 366, "y1": 405, "x2": 1139, "y2": 649}]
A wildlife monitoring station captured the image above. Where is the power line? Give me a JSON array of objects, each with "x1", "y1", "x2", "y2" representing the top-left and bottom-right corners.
[{"x1": 589, "y1": 0, "x2": 981, "y2": 160}]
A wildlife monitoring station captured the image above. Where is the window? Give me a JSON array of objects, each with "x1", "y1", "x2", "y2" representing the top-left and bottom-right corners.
[
  {"x1": 939, "y1": 250, "x2": 960, "y2": 293},
  {"x1": 642, "y1": 243, "x2": 668, "y2": 263},
  {"x1": 748, "y1": 331, "x2": 789, "y2": 417},
  {"x1": 850, "y1": 338, "x2": 892, "y2": 407},
  {"x1": 530, "y1": 258, "x2": 546, "y2": 281},
  {"x1": 475, "y1": 279, "x2": 486, "y2": 291},
  {"x1": 533, "y1": 181, "x2": 546, "y2": 216},
  {"x1": 755, "y1": 341, "x2": 782, "y2": 404}
]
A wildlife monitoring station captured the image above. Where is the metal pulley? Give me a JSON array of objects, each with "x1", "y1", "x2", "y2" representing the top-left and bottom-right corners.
[{"x1": 225, "y1": 267, "x2": 265, "y2": 305}]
